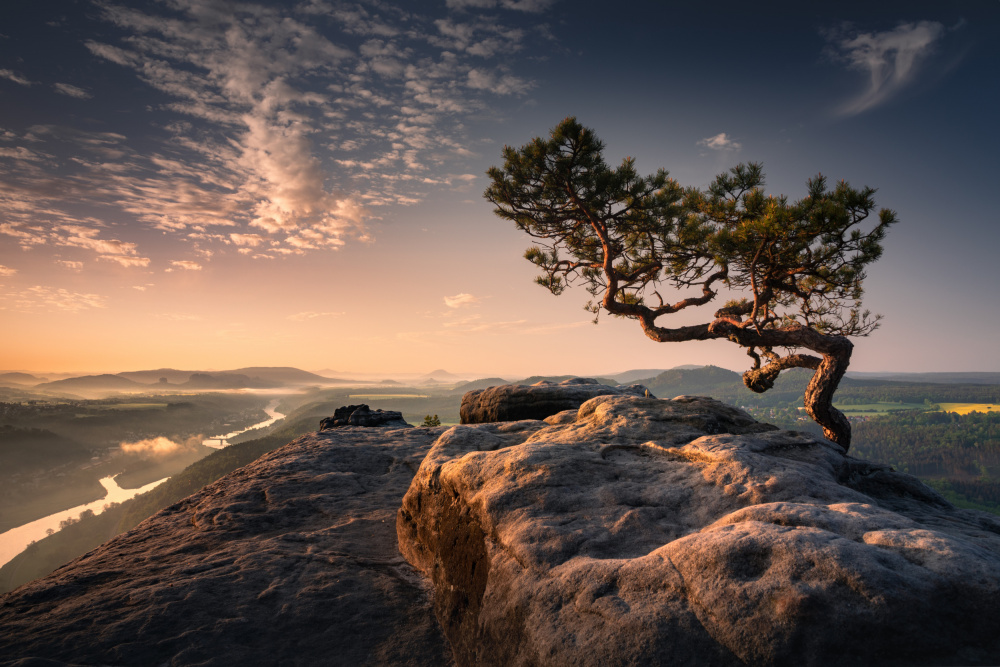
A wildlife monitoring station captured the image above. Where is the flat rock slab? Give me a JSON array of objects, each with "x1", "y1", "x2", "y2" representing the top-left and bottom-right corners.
[
  {"x1": 460, "y1": 377, "x2": 653, "y2": 424},
  {"x1": 0, "y1": 427, "x2": 453, "y2": 667},
  {"x1": 399, "y1": 395, "x2": 1000, "y2": 666}
]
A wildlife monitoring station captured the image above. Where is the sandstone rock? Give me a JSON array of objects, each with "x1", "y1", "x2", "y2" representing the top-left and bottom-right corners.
[
  {"x1": 320, "y1": 403, "x2": 408, "y2": 429},
  {"x1": 398, "y1": 394, "x2": 1000, "y2": 666},
  {"x1": 459, "y1": 377, "x2": 653, "y2": 424},
  {"x1": 0, "y1": 426, "x2": 452, "y2": 667}
]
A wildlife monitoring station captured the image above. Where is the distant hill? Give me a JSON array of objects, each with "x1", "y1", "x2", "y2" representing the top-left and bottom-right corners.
[
  {"x1": 0, "y1": 372, "x2": 48, "y2": 386},
  {"x1": 420, "y1": 377, "x2": 453, "y2": 385},
  {"x1": 117, "y1": 369, "x2": 197, "y2": 384},
  {"x1": 116, "y1": 367, "x2": 351, "y2": 386},
  {"x1": 514, "y1": 375, "x2": 620, "y2": 386},
  {"x1": 846, "y1": 371, "x2": 1000, "y2": 385},
  {"x1": 34, "y1": 374, "x2": 145, "y2": 395},
  {"x1": 0, "y1": 426, "x2": 91, "y2": 475},
  {"x1": 639, "y1": 366, "x2": 743, "y2": 397},
  {"x1": 180, "y1": 373, "x2": 279, "y2": 390},
  {"x1": 603, "y1": 369, "x2": 672, "y2": 384},
  {"x1": 450, "y1": 378, "x2": 512, "y2": 394},
  {"x1": 419, "y1": 369, "x2": 463, "y2": 381},
  {"x1": 224, "y1": 367, "x2": 350, "y2": 384}
]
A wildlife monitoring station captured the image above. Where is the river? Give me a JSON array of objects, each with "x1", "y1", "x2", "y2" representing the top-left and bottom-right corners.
[
  {"x1": 0, "y1": 399, "x2": 286, "y2": 569},
  {"x1": 0, "y1": 475, "x2": 167, "y2": 568},
  {"x1": 202, "y1": 398, "x2": 284, "y2": 448}
]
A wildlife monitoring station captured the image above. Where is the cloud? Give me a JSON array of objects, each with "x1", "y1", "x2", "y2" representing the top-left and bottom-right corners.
[
  {"x1": 826, "y1": 21, "x2": 945, "y2": 115},
  {"x1": 444, "y1": 292, "x2": 481, "y2": 308},
  {"x1": 156, "y1": 313, "x2": 201, "y2": 321},
  {"x1": 57, "y1": 225, "x2": 151, "y2": 267},
  {"x1": 229, "y1": 233, "x2": 266, "y2": 247},
  {"x1": 167, "y1": 260, "x2": 202, "y2": 271},
  {"x1": 0, "y1": 265, "x2": 17, "y2": 276},
  {"x1": 287, "y1": 311, "x2": 344, "y2": 321},
  {"x1": 466, "y1": 68, "x2": 532, "y2": 95},
  {"x1": 698, "y1": 133, "x2": 741, "y2": 151},
  {"x1": 57, "y1": 260, "x2": 84, "y2": 270},
  {"x1": 446, "y1": 0, "x2": 558, "y2": 11},
  {"x1": 0, "y1": 69, "x2": 32, "y2": 86},
  {"x1": 4, "y1": 286, "x2": 108, "y2": 312},
  {"x1": 120, "y1": 434, "x2": 204, "y2": 458},
  {"x1": 53, "y1": 83, "x2": 92, "y2": 99},
  {"x1": 102, "y1": 255, "x2": 152, "y2": 267},
  {"x1": 0, "y1": 0, "x2": 551, "y2": 267}
]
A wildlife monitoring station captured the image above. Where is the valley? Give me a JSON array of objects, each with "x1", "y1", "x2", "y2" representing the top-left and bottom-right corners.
[{"x1": 2, "y1": 364, "x2": 1000, "y2": 594}]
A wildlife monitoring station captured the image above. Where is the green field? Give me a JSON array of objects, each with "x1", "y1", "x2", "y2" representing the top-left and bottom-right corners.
[{"x1": 834, "y1": 402, "x2": 929, "y2": 415}]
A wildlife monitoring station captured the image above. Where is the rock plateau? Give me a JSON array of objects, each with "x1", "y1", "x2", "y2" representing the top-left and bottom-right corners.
[
  {"x1": 0, "y1": 424, "x2": 451, "y2": 666},
  {"x1": 460, "y1": 377, "x2": 652, "y2": 424},
  {"x1": 2, "y1": 384, "x2": 1000, "y2": 666},
  {"x1": 400, "y1": 393, "x2": 1000, "y2": 666}
]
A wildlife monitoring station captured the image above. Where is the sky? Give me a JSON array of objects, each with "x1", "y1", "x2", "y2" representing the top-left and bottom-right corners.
[{"x1": 1, "y1": 0, "x2": 998, "y2": 377}]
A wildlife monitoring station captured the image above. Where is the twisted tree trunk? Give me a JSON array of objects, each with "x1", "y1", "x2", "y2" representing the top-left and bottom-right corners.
[
  {"x1": 706, "y1": 321, "x2": 855, "y2": 452},
  {"x1": 802, "y1": 343, "x2": 853, "y2": 450}
]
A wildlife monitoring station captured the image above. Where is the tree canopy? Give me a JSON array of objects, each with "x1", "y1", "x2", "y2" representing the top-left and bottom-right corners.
[{"x1": 485, "y1": 117, "x2": 896, "y2": 450}]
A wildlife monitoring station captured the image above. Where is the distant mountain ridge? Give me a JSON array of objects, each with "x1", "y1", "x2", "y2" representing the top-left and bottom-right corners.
[
  {"x1": 117, "y1": 369, "x2": 199, "y2": 384},
  {"x1": 34, "y1": 374, "x2": 146, "y2": 393},
  {"x1": 846, "y1": 371, "x2": 1000, "y2": 385},
  {"x1": 0, "y1": 372, "x2": 49, "y2": 386},
  {"x1": 224, "y1": 367, "x2": 347, "y2": 384},
  {"x1": 29, "y1": 367, "x2": 352, "y2": 396},
  {"x1": 449, "y1": 378, "x2": 513, "y2": 394}
]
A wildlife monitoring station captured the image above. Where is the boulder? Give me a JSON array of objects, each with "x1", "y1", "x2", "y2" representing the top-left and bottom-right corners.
[
  {"x1": 398, "y1": 394, "x2": 1000, "y2": 666},
  {"x1": 320, "y1": 403, "x2": 408, "y2": 429},
  {"x1": 459, "y1": 377, "x2": 653, "y2": 424},
  {"x1": 0, "y1": 426, "x2": 452, "y2": 666}
]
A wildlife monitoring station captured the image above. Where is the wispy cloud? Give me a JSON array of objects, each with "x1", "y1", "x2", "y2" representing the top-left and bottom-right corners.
[
  {"x1": 444, "y1": 292, "x2": 481, "y2": 308},
  {"x1": 288, "y1": 311, "x2": 344, "y2": 321},
  {"x1": 56, "y1": 260, "x2": 83, "y2": 270},
  {"x1": 0, "y1": 217, "x2": 150, "y2": 267},
  {"x1": 467, "y1": 68, "x2": 532, "y2": 95},
  {"x1": 0, "y1": 265, "x2": 17, "y2": 276},
  {"x1": 53, "y1": 83, "x2": 92, "y2": 99},
  {"x1": 826, "y1": 21, "x2": 946, "y2": 116},
  {"x1": 229, "y1": 233, "x2": 267, "y2": 247},
  {"x1": 157, "y1": 313, "x2": 201, "y2": 321},
  {"x1": 58, "y1": 225, "x2": 150, "y2": 267},
  {"x1": 0, "y1": 69, "x2": 32, "y2": 86},
  {"x1": 446, "y1": 0, "x2": 558, "y2": 12},
  {"x1": 698, "y1": 132, "x2": 741, "y2": 151},
  {"x1": 167, "y1": 260, "x2": 202, "y2": 271},
  {"x1": 0, "y1": 0, "x2": 547, "y2": 269},
  {"x1": 3, "y1": 286, "x2": 108, "y2": 312}
]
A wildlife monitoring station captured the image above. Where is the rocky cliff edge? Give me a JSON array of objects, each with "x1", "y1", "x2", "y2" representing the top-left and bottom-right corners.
[
  {"x1": 398, "y1": 394, "x2": 1000, "y2": 666},
  {"x1": 2, "y1": 388, "x2": 1000, "y2": 666}
]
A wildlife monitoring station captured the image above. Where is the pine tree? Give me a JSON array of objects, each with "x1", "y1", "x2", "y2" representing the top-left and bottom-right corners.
[{"x1": 485, "y1": 117, "x2": 896, "y2": 451}]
